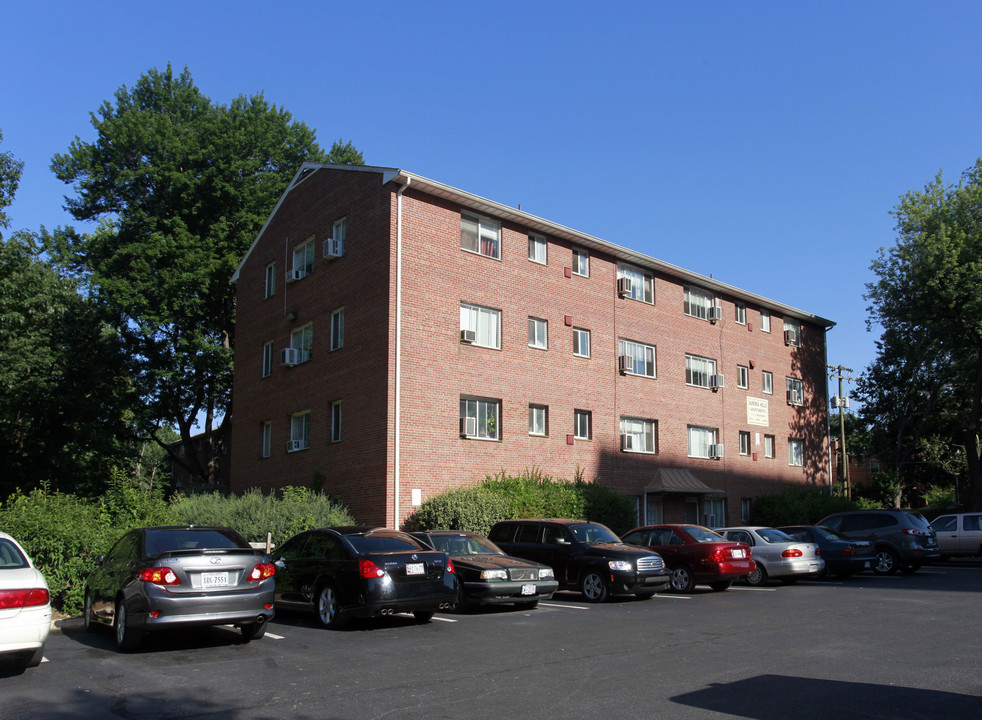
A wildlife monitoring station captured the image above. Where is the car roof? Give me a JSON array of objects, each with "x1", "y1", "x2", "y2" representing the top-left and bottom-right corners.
[
  {"x1": 496, "y1": 518, "x2": 593, "y2": 526},
  {"x1": 419, "y1": 529, "x2": 480, "y2": 537}
]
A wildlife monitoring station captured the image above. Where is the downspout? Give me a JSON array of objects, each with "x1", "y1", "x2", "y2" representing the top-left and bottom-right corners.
[
  {"x1": 394, "y1": 176, "x2": 411, "y2": 527},
  {"x1": 824, "y1": 323, "x2": 834, "y2": 495}
]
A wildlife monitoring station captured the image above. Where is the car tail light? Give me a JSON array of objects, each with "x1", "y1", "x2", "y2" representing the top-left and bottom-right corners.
[
  {"x1": 842, "y1": 547, "x2": 857, "y2": 556},
  {"x1": 0, "y1": 588, "x2": 50, "y2": 609},
  {"x1": 446, "y1": 557, "x2": 455, "y2": 574},
  {"x1": 247, "y1": 563, "x2": 276, "y2": 581},
  {"x1": 781, "y1": 548, "x2": 803, "y2": 558},
  {"x1": 903, "y1": 528, "x2": 928, "y2": 537},
  {"x1": 815, "y1": 548, "x2": 821, "y2": 556},
  {"x1": 139, "y1": 567, "x2": 181, "y2": 586},
  {"x1": 359, "y1": 559, "x2": 386, "y2": 578}
]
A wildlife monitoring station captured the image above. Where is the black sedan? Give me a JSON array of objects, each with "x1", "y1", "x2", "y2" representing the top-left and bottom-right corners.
[
  {"x1": 273, "y1": 526, "x2": 456, "y2": 628},
  {"x1": 412, "y1": 530, "x2": 559, "y2": 610},
  {"x1": 778, "y1": 525, "x2": 875, "y2": 578}
]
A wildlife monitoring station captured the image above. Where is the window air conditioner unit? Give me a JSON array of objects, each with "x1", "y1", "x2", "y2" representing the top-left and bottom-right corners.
[
  {"x1": 460, "y1": 417, "x2": 477, "y2": 437},
  {"x1": 460, "y1": 329, "x2": 476, "y2": 344},
  {"x1": 287, "y1": 439, "x2": 304, "y2": 452},
  {"x1": 323, "y1": 237, "x2": 344, "y2": 259},
  {"x1": 617, "y1": 277, "x2": 633, "y2": 297},
  {"x1": 784, "y1": 329, "x2": 798, "y2": 346},
  {"x1": 281, "y1": 347, "x2": 304, "y2": 366},
  {"x1": 286, "y1": 267, "x2": 306, "y2": 283},
  {"x1": 710, "y1": 373, "x2": 725, "y2": 389},
  {"x1": 621, "y1": 434, "x2": 634, "y2": 451},
  {"x1": 618, "y1": 355, "x2": 633, "y2": 373},
  {"x1": 709, "y1": 305, "x2": 723, "y2": 322},
  {"x1": 788, "y1": 390, "x2": 801, "y2": 405},
  {"x1": 709, "y1": 443, "x2": 724, "y2": 459}
]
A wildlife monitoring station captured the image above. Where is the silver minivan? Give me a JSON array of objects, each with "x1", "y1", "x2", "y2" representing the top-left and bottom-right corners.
[{"x1": 931, "y1": 513, "x2": 982, "y2": 559}]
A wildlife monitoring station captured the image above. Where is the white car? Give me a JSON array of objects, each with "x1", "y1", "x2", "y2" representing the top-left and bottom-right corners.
[
  {"x1": 0, "y1": 532, "x2": 51, "y2": 671},
  {"x1": 716, "y1": 526, "x2": 824, "y2": 586}
]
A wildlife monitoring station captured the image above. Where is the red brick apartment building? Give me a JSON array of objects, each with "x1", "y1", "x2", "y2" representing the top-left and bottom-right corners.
[{"x1": 230, "y1": 163, "x2": 834, "y2": 529}]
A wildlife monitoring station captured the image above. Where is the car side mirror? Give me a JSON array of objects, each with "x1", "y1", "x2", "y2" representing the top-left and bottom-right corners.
[{"x1": 275, "y1": 558, "x2": 286, "y2": 568}]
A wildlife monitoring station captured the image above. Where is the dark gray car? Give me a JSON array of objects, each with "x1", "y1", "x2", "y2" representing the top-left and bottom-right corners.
[{"x1": 816, "y1": 510, "x2": 940, "y2": 575}]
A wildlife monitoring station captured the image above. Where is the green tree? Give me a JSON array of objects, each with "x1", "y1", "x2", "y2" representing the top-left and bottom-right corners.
[
  {"x1": 862, "y1": 159, "x2": 982, "y2": 510},
  {"x1": 48, "y1": 65, "x2": 363, "y2": 486},
  {"x1": 0, "y1": 129, "x2": 23, "y2": 232}
]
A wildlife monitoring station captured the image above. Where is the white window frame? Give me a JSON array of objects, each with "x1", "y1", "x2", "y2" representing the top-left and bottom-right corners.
[
  {"x1": 737, "y1": 365, "x2": 749, "y2": 389},
  {"x1": 333, "y1": 217, "x2": 347, "y2": 254},
  {"x1": 290, "y1": 411, "x2": 311, "y2": 451},
  {"x1": 461, "y1": 213, "x2": 501, "y2": 260},
  {"x1": 685, "y1": 354, "x2": 717, "y2": 388},
  {"x1": 687, "y1": 425, "x2": 718, "y2": 459},
  {"x1": 262, "y1": 341, "x2": 274, "y2": 378},
  {"x1": 529, "y1": 404, "x2": 548, "y2": 436},
  {"x1": 617, "y1": 264, "x2": 654, "y2": 304},
  {"x1": 460, "y1": 397, "x2": 500, "y2": 440},
  {"x1": 786, "y1": 377, "x2": 804, "y2": 406},
  {"x1": 291, "y1": 238, "x2": 315, "y2": 278},
  {"x1": 574, "y1": 409, "x2": 592, "y2": 440},
  {"x1": 573, "y1": 328, "x2": 591, "y2": 358},
  {"x1": 528, "y1": 317, "x2": 548, "y2": 349},
  {"x1": 739, "y1": 430, "x2": 751, "y2": 456},
  {"x1": 291, "y1": 324, "x2": 313, "y2": 362},
  {"x1": 529, "y1": 234, "x2": 547, "y2": 264},
  {"x1": 764, "y1": 434, "x2": 775, "y2": 458},
  {"x1": 618, "y1": 338, "x2": 656, "y2": 377},
  {"x1": 760, "y1": 309, "x2": 771, "y2": 333},
  {"x1": 265, "y1": 262, "x2": 276, "y2": 299},
  {"x1": 789, "y1": 438, "x2": 804, "y2": 466},
  {"x1": 331, "y1": 400, "x2": 342, "y2": 443},
  {"x1": 621, "y1": 417, "x2": 657, "y2": 454},
  {"x1": 261, "y1": 421, "x2": 271, "y2": 459},
  {"x1": 684, "y1": 286, "x2": 714, "y2": 320},
  {"x1": 572, "y1": 247, "x2": 590, "y2": 277},
  {"x1": 735, "y1": 302, "x2": 746, "y2": 325},
  {"x1": 331, "y1": 308, "x2": 344, "y2": 351},
  {"x1": 762, "y1": 371, "x2": 773, "y2": 395},
  {"x1": 460, "y1": 303, "x2": 501, "y2": 349},
  {"x1": 784, "y1": 318, "x2": 801, "y2": 346}
]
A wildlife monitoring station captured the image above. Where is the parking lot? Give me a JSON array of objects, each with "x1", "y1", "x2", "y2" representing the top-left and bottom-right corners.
[{"x1": 2, "y1": 561, "x2": 980, "y2": 720}]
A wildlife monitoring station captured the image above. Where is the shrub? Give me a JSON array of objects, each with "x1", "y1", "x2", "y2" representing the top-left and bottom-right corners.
[
  {"x1": 576, "y1": 480, "x2": 637, "y2": 534},
  {"x1": 482, "y1": 469, "x2": 586, "y2": 519},
  {"x1": 404, "y1": 486, "x2": 511, "y2": 534},
  {"x1": 749, "y1": 485, "x2": 859, "y2": 526}
]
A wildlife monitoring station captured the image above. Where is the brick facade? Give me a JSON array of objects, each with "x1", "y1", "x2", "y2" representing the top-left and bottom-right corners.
[{"x1": 230, "y1": 164, "x2": 833, "y2": 528}]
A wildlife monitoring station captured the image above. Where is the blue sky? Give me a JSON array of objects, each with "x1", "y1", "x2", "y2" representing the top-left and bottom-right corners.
[{"x1": 4, "y1": 1, "x2": 982, "y2": 406}]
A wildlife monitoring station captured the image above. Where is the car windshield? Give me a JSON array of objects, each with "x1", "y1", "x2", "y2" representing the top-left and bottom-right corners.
[
  {"x1": 145, "y1": 528, "x2": 249, "y2": 556},
  {"x1": 0, "y1": 539, "x2": 29, "y2": 569},
  {"x1": 756, "y1": 528, "x2": 795, "y2": 544},
  {"x1": 569, "y1": 523, "x2": 620, "y2": 544},
  {"x1": 429, "y1": 535, "x2": 502, "y2": 556},
  {"x1": 684, "y1": 526, "x2": 726, "y2": 543},
  {"x1": 348, "y1": 535, "x2": 423, "y2": 553}
]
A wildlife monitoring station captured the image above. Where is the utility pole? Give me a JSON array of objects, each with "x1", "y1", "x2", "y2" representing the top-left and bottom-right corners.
[{"x1": 828, "y1": 365, "x2": 856, "y2": 498}]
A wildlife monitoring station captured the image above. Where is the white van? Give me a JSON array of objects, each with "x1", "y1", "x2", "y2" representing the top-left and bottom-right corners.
[{"x1": 931, "y1": 513, "x2": 982, "y2": 559}]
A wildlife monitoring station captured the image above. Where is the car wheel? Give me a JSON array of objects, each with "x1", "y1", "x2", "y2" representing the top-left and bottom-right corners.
[
  {"x1": 874, "y1": 548, "x2": 899, "y2": 575},
  {"x1": 744, "y1": 564, "x2": 768, "y2": 587},
  {"x1": 580, "y1": 570, "x2": 608, "y2": 602},
  {"x1": 113, "y1": 599, "x2": 141, "y2": 652},
  {"x1": 240, "y1": 620, "x2": 267, "y2": 642},
  {"x1": 709, "y1": 581, "x2": 732, "y2": 592},
  {"x1": 669, "y1": 566, "x2": 695, "y2": 593},
  {"x1": 413, "y1": 610, "x2": 434, "y2": 623},
  {"x1": 316, "y1": 583, "x2": 346, "y2": 629},
  {"x1": 899, "y1": 563, "x2": 921, "y2": 575},
  {"x1": 83, "y1": 590, "x2": 98, "y2": 633}
]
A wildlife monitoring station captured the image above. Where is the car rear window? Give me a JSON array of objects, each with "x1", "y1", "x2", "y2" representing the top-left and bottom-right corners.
[
  {"x1": 347, "y1": 535, "x2": 423, "y2": 553},
  {"x1": 145, "y1": 528, "x2": 249, "y2": 555},
  {"x1": 906, "y1": 513, "x2": 932, "y2": 531},
  {"x1": 0, "y1": 539, "x2": 29, "y2": 569},
  {"x1": 756, "y1": 528, "x2": 795, "y2": 543},
  {"x1": 685, "y1": 526, "x2": 726, "y2": 543}
]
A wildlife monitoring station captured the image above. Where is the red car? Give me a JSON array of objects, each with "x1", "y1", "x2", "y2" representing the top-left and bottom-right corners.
[{"x1": 621, "y1": 524, "x2": 755, "y2": 593}]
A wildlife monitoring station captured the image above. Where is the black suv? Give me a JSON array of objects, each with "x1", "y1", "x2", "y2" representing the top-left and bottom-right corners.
[
  {"x1": 816, "y1": 510, "x2": 940, "y2": 575},
  {"x1": 487, "y1": 519, "x2": 669, "y2": 602}
]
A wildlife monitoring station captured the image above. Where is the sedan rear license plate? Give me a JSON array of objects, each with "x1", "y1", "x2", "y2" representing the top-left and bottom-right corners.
[
  {"x1": 202, "y1": 572, "x2": 228, "y2": 587},
  {"x1": 521, "y1": 583, "x2": 536, "y2": 596},
  {"x1": 405, "y1": 563, "x2": 425, "y2": 576},
  {"x1": 731, "y1": 548, "x2": 746, "y2": 559}
]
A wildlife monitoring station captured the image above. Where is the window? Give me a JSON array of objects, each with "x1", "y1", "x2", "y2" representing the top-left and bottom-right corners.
[
  {"x1": 739, "y1": 431, "x2": 751, "y2": 456},
  {"x1": 265, "y1": 262, "x2": 276, "y2": 299},
  {"x1": 528, "y1": 317, "x2": 548, "y2": 349},
  {"x1": 687, "y1": 425, "x2": 718, "y2": 458},
  {"x1": 573, "y1": 328, "x2": 591, "y2": 358},
  {"x1": 262, "y1": 341, "x2": 274, "y2": 377},
  {"x1": 460, "y1": 303, "x2": 501, "y2": 349},
  {"x1": 261, "y1": 421, "x2": 271, "y2": 459},
  {"x1": 290, "y1": 238, "x2": 314, "y2": 279},
  {"x1": 619, "y1": 339, "x2": 656, "y2": 377},
  {"x1": 620, "y1": 417, "x2": 657, "y2": 453},
  {"x1": 461, "y1": 213, "x2": 500, "y2": 259},
  {"x1": 529, "y1": 234, "x2": 547, "y2": 264},
  {"x1": 291, "y1": 324, "x2": 313, "y2": 362},
  {"x1": 290, "y1": 411, "x2": 311, "y2": 451},
  {"x1": 617, "y1": 265, "x2": 654, "y2": 303},
  {"x1": 574, "y1": 410, "x2": 592, "y2": 440},
  {"x1": 331, "y1": 401, "x2": 342, "y2": 443},
  {"x1": 735, "y1": 302, "x2": 746, "y2": 324},
  {"x1": 684, "y1": 286, "x2": 714, "y2": 319},
  {"x1": 737, "y1": 365, "x2": 749, "y2": 389},
  {"x1": 572, "y1": 247, "x2": 589, "y2": 277},
  {"x1": 741, "y1": 498, "x2": 752, "y2": 522},
  {"x1": 789, "y1": 438, "x2": 804, "y2": 466},
  {"x1": 762, "y1": 371, "x2": 773, "y2": 394},
  {"x1": 786, "y1": 377, "x2": 804, "y2": 405},
  {"x1": 784, "y1": 318, "x2": 801, "y2": 346},
  {"x1": 460, "y1": 397, "x2": 500, "y2": 440},
  {"x1": 760, "y1": 310, "x2": 771, "y2": 333},
  {"x1": 685, "y1": 354, "x2": 717, "y2": 388},
  {"x1": 332, "y1": 217, "x2": 346, "y2": 255},
  {"x1": 529, "y1": 404, "x2": 548, "y2": 436},
  {"x1": 704, "y1": 498, "x2": 725, "y2": 529},
  {"x1": 764, "y1": 435, "x2": 775, "y2": 458},
  {"x1": 331, "y1": 308, "x2": 344, "y2": 351}
]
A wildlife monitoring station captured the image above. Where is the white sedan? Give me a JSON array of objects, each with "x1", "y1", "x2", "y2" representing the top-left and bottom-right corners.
[
  {"x1": 0, "y1": 532, "x2": 51, "y2": 671},
  {"x1": 716, "y1": 526, "x2": 824, "y2": 586}
]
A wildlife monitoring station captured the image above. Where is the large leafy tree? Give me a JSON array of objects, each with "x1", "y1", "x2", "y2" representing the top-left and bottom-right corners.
[
  {"x1": 862, "y1": 159, "x2": 982, "y2": 510},
  {"x1": 0, "y1": 129, "x2": 23, "y2": 232},
  {"x1": 49, "y1": 65, "x2": 360, "y2": 485}
]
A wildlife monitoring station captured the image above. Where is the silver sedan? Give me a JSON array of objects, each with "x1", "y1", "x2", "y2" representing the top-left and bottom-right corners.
[{"x1": 716, "y1": 526, "x2": 824, "y2": 586}]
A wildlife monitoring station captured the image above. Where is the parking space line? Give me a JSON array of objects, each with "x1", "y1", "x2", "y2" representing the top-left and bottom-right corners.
[
  {"x1": 264, "y1": 632, "x2": 285, "y2": 639},
  {"x1": 655, "y1": 594, "x2": 691, "y2": 599},
  {"x1": 728, "y1": 586, "x2": 777, "y2": 592},
  {"x1": 430, "y1": 616, "x2": 458, "y2": 622},
  {"x1": 539, "y1": 602, "x2": 589, "y2": 610}
]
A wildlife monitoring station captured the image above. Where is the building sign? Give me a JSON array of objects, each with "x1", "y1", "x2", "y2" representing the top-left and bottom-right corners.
[{"x1": 747, "y1": 397, "x2": 769, "y2": 427}]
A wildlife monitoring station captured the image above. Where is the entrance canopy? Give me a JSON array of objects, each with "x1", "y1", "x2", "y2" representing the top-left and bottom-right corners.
[{"x1": 643, "y1": 468, "x2": 724, "y2": 495}]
